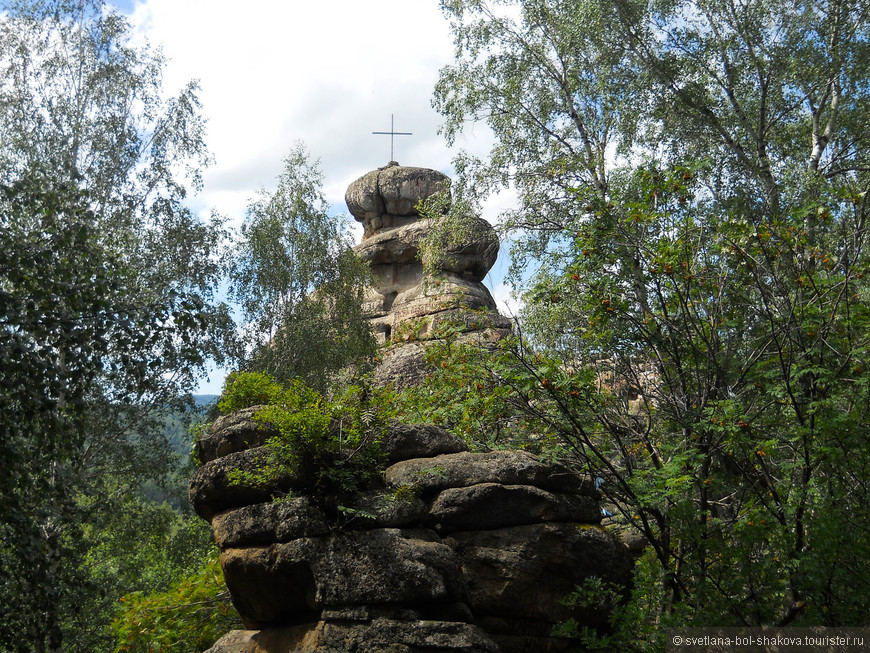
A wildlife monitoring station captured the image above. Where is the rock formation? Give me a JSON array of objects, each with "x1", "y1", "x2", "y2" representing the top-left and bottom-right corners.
[
  {"x1": 193, "y1": 411, "x2": 632, "y2": 653},
  {"x1": 193, "y1": 163, "x2": 633, "y2": 652},
  {"x1": 346, "y1": 162, "x2": 511, "y2": 387}
]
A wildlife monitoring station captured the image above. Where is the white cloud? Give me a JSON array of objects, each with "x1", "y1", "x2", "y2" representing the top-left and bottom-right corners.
[
  {"x1": 489, "y1": 282, "x2": 524, "y2": 320},
  {"x1": 112, "y1": 0, "x2": 515, "y2": 393},
  {"x1": 124, "y1": 0, "x2": 462, "y2": 217}
]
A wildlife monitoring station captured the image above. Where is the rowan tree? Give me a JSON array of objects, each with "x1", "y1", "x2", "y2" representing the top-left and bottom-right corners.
[{"x1": 422, "y1": 0, "x2": 870, "y2": 640}]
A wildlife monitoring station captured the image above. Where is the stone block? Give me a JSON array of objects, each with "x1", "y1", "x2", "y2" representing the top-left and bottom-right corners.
[
  {"x1": 195, "y1": 406, "x2": 278, "y2": 464},
  {"x1": 429, "y1": 483, "x2": 601, "y2": 533},
  {"x1": 385, "y1": 451, "x2": 597, "y2": 496},
  {"x1": 189, "y1": 447, "x2": 304, "y2": 522},
  {"x1": 221, "y1": 529, "x2": 467, "y2": 627}
]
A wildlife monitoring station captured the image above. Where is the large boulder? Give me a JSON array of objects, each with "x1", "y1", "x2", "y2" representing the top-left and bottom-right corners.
[
  {"x1": 211, "y1": 497, "x2": 331, "y2": 549},
  {"x1": 189, "y1": 447, "x2": 304, "y2": 522},
  {"x1": 431, "y1": 216, "x2": 500, "y2": 282},
  {"x1": 193, "y1": 404, "x2": 635, "y2": 652},
  {"x1": 377, "y1": 165, "x2": 450, "y2": 217},
  {"x1": 428, "y1": 483, "x2": 600, "y2": 533},
  {"x1": 445, "y1": 523, "x2": 634, "y2": 653},
  {"x1": 348, "y1": 164, "x2": 509, "y2": 390},
  {"x1": 381, "y1": 422, "x2": 468, "y2": 464},
  {"x1": 346, "y1": 164, "x2": 450, "y2": 238},
  {"x1": 385, "y1": 450, "x2": 597, "y2": 496},
  {"x1": 220, "y1": 528, "x2": 467, "y2": 627},
  {"x1": 355, "y1": 216, "x2": 498, "y2": 283},
  {"x1": 372, "y1": 318, "x2": 512, "y2": 389},
  {"x1": 354, "y1": 220, "x2": 429, "y2": 266},
  {"x1": 195, "y1": 406, "x2": 278, "y2": 464},
  {"x1": 194, "y1": 156, "x2": 637, "y2": 648},
  {"x1": 206, "y1": 617, "x2": 499, "y2": 653}
]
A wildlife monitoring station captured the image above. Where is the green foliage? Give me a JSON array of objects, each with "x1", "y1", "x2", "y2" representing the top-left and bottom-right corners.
[
  {"x1": 112, "y1": 549, "x2": 241, "y2": 653},
  {"x1": 554, "y1": 551, "x2": 675, "y2": 652},
  {"x1": 433, "y1": 0, "x2": 870, "y2": 632},
  {"x1": 416, "y1": 188, "x2": 485, "y2": 279},
  {"x1": 230, "y1": 142, "x2": 376, "y2": 392},
  {"x1": 408, "y1": 166, "x2": 870, "y2": 625},
  {"x1": 393, "y1": 339, "x2": 541, "y2": 452},
  {"x1": 72, "y1": 504, "x2": 217, "y2": 651},
  {"x1": 0, "y1": 173, "x2": 227, "y2": 651},
  {"x1": 0, "y1": 2, "x2": 233, "y2": 648},
  {"x1": 217, "y1": 370, "x2": 295, "y2": 413},
  {"x1": 219, "y1": 372, "x2": 389, "y2": 507}
]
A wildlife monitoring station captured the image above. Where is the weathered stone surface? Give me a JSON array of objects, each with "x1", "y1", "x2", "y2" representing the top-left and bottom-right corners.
[
  {"x1": 372, "y1": 324, "x2": 512, "y2": 389},
  {"x1": 197, "y1": 163, "x2": 634, "y2": 651},
  {"x1": 388, "y1": 273, "x2": 500, "y2": 323},
  {"x1": 195, "y1": 419, "x2": 633, "y2": 651},
  {"x1": 382, "y1": 422, "x2": 467, "y2": 464},
  {"x1": 355, "y1": 216, "x2": 498, "y2": 283},
  {"x1": 475, "y1": 622, "x2": 577, "y2": 653},
  {"x1": 436, "y1": 216, "x2": 500, "y2": 282},
  {"x1": 378, "y1": 165, "x2": 450, "y2": 217},
  {"x1": 343, "y1": 490, "x2": 429, "y2": 529},
  {"x1": 385, "y1": 451, "x2": 597, "y2": 496},
  {"x1": 388, "y1": 309, "x2": 511, "y2": 344},
  {"x1": 444, "y1": 523, "x2": 633, "y2": 630},
  {"x1": 345, "y1": 165, "x2": 450, "y2": 238},
  {"x1": 372, "y1": 341, "x2": 430, "y2": 388},
  {"x1": 345, "y1": 169, "x2": 385, "y2": 221},
  {"x1": 348, "y1": 164, "x2": 511, "y2": 391},
  {"x1": 195, "y1": 406, "x2": 278, "y2": 464},
  {"x1": 221, "y1": 529, "x2": 467, "y2": 627},
  {"x1": 206, "y1": 618, "x2": 499, "y2": 653},
  {"x1": 204, "y1": 629, "x2": 262, "y2": 653},
  {"x1": 189, "y1": 447, "x2": 303, "y2": 522},
  {"x1": 363, "y1": 266, "x2": 501, "y2": 334},
  {"x1": 212, "y1": 498, "x2": 330, "y2": 549},
  {"x1": 354, "y1": 220, "x2": 429, "y2": 266},
  {"x1": 429, "y1": 483, "x2": 601, "y2": 533}
]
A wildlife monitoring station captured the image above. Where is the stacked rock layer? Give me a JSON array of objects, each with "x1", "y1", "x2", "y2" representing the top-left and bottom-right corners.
[
  {"x1": 193, "y1": 411, "x2": 632, "y2": 653},
  {"x1": 346, "y1": 163, "x2": 511, "y2": 387}
]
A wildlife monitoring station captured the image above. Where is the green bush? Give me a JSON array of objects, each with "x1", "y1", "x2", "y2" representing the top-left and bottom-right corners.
[
  {"x1": 220, "y1": 372, "x2": 389, "y2": 506},
  {"x1": 112, "y1": 549, "x2": 241, "y2": 653},
  {"x1": 216, "y1": 370, "x2": 292, "y2": 413}
]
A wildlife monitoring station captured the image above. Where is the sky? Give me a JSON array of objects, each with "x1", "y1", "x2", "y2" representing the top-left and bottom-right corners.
[{"x1": 110, "y1": 0, "x2": 518, "y2": 394}]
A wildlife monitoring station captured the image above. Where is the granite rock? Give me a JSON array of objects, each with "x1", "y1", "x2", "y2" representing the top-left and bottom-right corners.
[
  {"x1": 428, "y1": 483, "x2": 601, "y2": 533},
  {"x1": 385, "y1": 450, "x2": 597, "y2": 497},
  {"x1": 195, "y1": 406, "x2": 278, "y2": 464}
]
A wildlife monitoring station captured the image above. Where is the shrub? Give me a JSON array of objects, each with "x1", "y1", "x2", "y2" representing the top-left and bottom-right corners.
[
  {"x1": 220, "y1": 372, "x2": 389, "y2": 507},
  {"x1": 112, "y1": 549, "x2": 241, "y2": 653}
]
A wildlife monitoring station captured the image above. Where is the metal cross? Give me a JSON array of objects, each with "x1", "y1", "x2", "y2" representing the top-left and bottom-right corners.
[{"x1": 372, "y1": 114, "x2": 412, "y2": 162}]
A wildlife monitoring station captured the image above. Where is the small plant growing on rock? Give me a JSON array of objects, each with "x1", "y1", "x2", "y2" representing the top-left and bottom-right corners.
[{"x1": 219, "y1": 372, "x2": 389, "y2": 511}]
